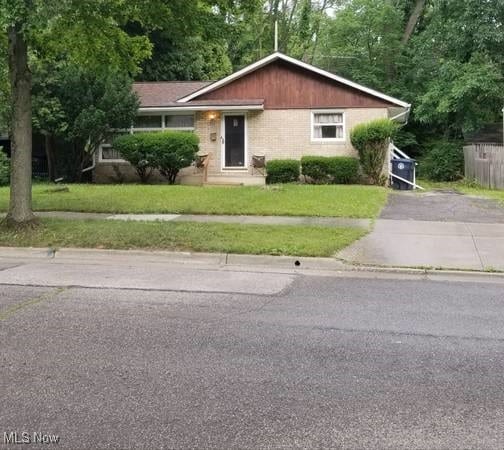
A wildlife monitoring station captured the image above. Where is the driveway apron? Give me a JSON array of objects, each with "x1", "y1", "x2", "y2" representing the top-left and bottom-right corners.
[{"x1": 338, "y1": 191, "x2": 504, "y2": 271}]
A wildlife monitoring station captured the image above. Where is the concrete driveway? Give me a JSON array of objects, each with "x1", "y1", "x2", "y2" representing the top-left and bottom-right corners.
[{"x1": 338, "y1": 191, "x2": 504, "y2": 271}]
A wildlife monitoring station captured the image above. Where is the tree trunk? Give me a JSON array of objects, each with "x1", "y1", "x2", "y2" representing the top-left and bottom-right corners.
[
  {"x1": 402, "y1": 0, "x2": 427, "y2": 45},
  {"x1": 44, "y1": 134, "x2": 56, "y2": 182},
  {"x1": 5, "y1": 24, "x2": 36, "y2": 226}
]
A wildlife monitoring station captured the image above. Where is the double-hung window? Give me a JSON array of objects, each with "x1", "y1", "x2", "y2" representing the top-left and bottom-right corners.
[{"x1": 311, "y1": 111, "x2": 345, "y2": 142}]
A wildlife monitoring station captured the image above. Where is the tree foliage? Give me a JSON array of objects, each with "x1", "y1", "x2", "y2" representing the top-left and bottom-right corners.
[
  {"x1": 419, "y1": 140, "x2": 464, "y2": 181},
  {"x1": 32, "y1": 63, "x2": 139, "y2": 181}
]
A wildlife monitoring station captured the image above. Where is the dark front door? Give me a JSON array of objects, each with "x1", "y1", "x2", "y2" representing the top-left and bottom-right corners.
[{"x1": 224, "y1": 115, "x2": 245, "y2": 167}]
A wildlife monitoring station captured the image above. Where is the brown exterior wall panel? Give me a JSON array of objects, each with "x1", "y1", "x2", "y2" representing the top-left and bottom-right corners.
[{"x1": 197, "y1": 61, "x2": 394, "y2": 109}]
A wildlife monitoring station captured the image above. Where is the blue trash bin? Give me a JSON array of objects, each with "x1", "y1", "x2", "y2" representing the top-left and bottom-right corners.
[{"x1": 391, "y1": 158, "x2": 415, "y2": 190}]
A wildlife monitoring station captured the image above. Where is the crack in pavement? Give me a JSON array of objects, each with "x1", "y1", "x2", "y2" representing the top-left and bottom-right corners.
[
  {"x1": 312, "y1": 325, "x2": 504, "y2": 343},
  {"x1": 0, "y1": 287, "x2": 68, "y2": 321},
  {"x1": 465, "y1": 223, "x2": 485, "y2": 270}
]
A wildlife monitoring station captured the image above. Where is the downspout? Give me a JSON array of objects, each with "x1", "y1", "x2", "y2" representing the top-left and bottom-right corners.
[
  {"x1": 81, "y1": 138, "x2": 97, "y2": 174},
  {"x1": 81, "y1": 153, "x2": 96, "y2": 173}
]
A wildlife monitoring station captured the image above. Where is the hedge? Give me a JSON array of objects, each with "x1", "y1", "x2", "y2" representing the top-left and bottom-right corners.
[
  {"x1": 266, "y1": 159, "x2": 300, "y2": 184},
  {"x1": 113, "y1": 131, "x2": 199, "y2": 183},
  {"x1": 301, "y1": 156, "x2": 359, "y2": 184},
  {"x1": 150, "y1": 132, "x2": 199, "y2": 184},
  {"x1": 350, "y1": 119, "x2": 398, "y2": 185}
]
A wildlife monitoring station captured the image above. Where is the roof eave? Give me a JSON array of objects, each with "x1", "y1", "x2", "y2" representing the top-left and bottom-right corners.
[{"x1": 139, "y1": 104, "x2": 264, "y2": 112}]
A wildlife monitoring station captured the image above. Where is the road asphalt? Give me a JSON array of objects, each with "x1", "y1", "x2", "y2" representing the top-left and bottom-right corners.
[{"x1": 1, "y1": 251, "x2": 504, "y2": 449}]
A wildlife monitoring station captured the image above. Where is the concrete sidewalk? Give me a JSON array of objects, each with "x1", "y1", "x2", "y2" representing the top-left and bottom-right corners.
[
  {"x1": 9, "y1": 211, "x2": 371, "y2": 228},
  {"x1": 338, "y1": 219, "x2": 504, "y2": 271}
]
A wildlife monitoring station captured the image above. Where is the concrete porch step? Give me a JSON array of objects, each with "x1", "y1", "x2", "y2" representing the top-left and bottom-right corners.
[{"x1": 205, "y1": 173, "x2": 266, "y2": 186}]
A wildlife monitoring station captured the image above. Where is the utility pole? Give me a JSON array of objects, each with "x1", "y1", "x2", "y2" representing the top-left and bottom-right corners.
[{"x1": 274, "y1": 20, "x2": 279, "y2": 52}]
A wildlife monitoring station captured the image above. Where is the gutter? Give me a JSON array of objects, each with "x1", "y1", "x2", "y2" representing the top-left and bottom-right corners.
[
  {"x1": 138, "y1": 104, "x2": 264, "y2": 112},
  {"x1": 390, "y1": 106, "x2": 411, "y2": 125}
]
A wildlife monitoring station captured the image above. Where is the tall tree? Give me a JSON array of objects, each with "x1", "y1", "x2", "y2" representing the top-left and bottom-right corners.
[
  {"x1": 132, "y1": 0, "x2": 236, "y2": 81},
  {"x1": 0, "y1": 34, "x2": 8, "y2": 135},
  {"x1": 402, "y1": 0, "x2": 427, "y2": 44},
  {"x1": 32, "y1": 63, "x2": 139, "y2": 181},
  {"x1": 0, "y1": 0, "x2": 154, "y2": 226},
  {"x1": 315, "y1": 0, "x2": 404, "y2": 91},
  {"x1": 405, "y1": 0, "x2": 504, "y2": 137}
]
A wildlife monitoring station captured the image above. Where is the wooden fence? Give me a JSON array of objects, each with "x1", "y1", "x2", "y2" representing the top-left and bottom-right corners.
[{"x1": 464, "y1": 144, "x2": 504, "y2": 189}]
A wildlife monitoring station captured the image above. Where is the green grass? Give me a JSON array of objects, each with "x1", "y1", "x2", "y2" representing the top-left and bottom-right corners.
[
  {"x1": 418, "y1": 179, "x2": 504, "y2": 204},
  {"x1": 0, "y1": 183, "x2": 388, "y2": 218},
  {"x1": 0, "y1": 219, "x2": 366, "y2": 257}
]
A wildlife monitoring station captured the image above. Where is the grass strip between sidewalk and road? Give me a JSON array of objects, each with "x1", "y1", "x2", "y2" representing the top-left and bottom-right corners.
[
  {"x1": 0, "y1": 183, "x2": 388, "y2": 219},
  {"x1": 0, "y1": 219, "x2": 366, "y2": 257}
]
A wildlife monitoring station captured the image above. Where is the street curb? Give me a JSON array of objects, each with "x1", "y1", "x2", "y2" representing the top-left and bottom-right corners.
[
  {"x1": 1, "y1": 246, "x2": 504, "y2": 280},
  {"x1": 0, "y1": 247, "x2": 55, "y2": 259}
]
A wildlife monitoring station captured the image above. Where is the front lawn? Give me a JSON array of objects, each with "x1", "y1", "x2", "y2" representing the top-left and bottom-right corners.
[
  {"x1": 0, "y1": 219, "x2": 366, "y2": 257},
  {"x1": 0, "y1": 184, "x2": 388, "y2": 219}
]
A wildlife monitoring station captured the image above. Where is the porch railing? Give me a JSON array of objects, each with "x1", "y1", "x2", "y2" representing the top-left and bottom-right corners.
[{"x1": 388, "y1": 142, "x2": 424, "y2": 190}]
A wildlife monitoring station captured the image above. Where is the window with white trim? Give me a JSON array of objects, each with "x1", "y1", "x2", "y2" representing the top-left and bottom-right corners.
[
  {"x1": 133, "y1": 115, "x2": 163, "y2": 129},
  {"x1": 312, "y1": 111, "x2": 345, "y2": 141},
  {"x1": 100, "y1": 145, "x2": 123, "y2": 161},
  {"x1": 164, "y1": 114, "x2": 194, "y2": 129}
]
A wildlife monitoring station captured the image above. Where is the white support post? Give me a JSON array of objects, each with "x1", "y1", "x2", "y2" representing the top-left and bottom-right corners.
[{"x1": 274, "y1": 21, "x2": 279, "y2": 52}]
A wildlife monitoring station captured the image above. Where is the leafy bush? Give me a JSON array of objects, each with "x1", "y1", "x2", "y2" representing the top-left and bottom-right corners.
[
  {"x1": 113, "y1": 131, "x2": 199, "y2": 184},
  {"x1": 301, "y1": 156, "x2": 359, "y2": 184},
  {"x1": 0, "y1": 148, "x2": 9, "y2": 186},
  {"x1": 113, "y1": 133, "x2": 157, "y2": 183},
  {"x1": 266, "y1": 159, "x2": 300, "y2": 184},
  {"x1": 350, "y1": 119, "x2": 398, "y2": 185},
  {"x1": 419, "y1": 140, "x2": 464, "y2": 181},
  {"x1": 148, "y1": 132, "x2": 199, "y2": 184}
]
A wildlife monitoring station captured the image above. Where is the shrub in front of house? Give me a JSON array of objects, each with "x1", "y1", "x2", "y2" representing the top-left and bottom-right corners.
[
  {"x1": 0, "y1": 149, "x2": 10, "y2": 186},
  {"x1": 419, "y1": 140, "x2": 464, "y2": 182},
  {"x1": 112, "y1": 131, "x2": 199, "y2": 184},
  {"x1": 112, "y1": 133, "x2": 157, "y2": 183},
  {"x1": 301, "y1": 156, "x2": 359, "y2": 184},
  {"x1": 266, "y1": 159, "x2": 300, "y2": 184},
  {"x1": 148, "y1": 132, "x2": 199, "y2": 184},
  {"x1": 350, "y1": 119, "x2": 398, "y2": 185}
]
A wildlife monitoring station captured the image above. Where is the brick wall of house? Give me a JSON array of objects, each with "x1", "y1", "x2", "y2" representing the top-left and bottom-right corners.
[
  {"x1": 94, "y1": 108, "x2": 388, "y2": 184},
  {"x1": 94, "y1": 163, "x2": 200, "y2": 184},
  {"x1": 197, "y1": 108, "x2": 389, "y2": 176}
]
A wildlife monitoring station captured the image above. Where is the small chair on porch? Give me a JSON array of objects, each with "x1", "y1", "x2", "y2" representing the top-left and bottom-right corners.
[
  {"x1": 194, "y1": 151, "x2": 211, "y2": 182},
  {"x1": 251, "y1": 153, "x2": 266, "y2": 175}
]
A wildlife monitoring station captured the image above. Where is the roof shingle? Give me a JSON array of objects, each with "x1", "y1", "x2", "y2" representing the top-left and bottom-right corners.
[{"x1": 133, "y1": 81, "x2": 212, "y2": 107}]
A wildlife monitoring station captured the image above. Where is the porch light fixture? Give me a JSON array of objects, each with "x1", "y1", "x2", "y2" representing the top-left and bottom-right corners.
[{"x1": 207, "y1": 111, "x2": 217, "y2": 121}]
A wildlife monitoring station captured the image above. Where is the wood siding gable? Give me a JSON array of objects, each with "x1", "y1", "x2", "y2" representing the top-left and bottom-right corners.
[{"x1": 196, "y1": 60, "x2": 394, "y2": 109}]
